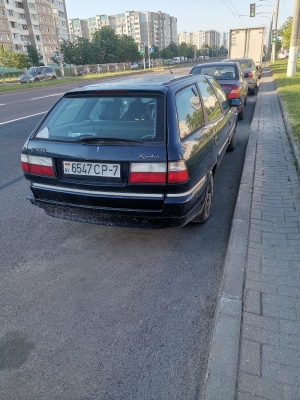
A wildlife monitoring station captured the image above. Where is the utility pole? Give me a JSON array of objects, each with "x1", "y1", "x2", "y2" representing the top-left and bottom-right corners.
[
  {"x1": 287, "y1": 0, "x2": 300, "y2": 76},
  {"x1": 271, "y1": 0, "x2": 280, "y2": 63}
]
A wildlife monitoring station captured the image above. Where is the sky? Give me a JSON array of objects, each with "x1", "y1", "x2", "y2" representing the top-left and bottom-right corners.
[{"x1": 65, "y1": 0, "x2": 294, "y2": 33}]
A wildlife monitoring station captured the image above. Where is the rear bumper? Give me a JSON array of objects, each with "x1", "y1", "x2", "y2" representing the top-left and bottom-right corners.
[{"x1": 28, "y1": 178, "x2": 208, "y2": 228}]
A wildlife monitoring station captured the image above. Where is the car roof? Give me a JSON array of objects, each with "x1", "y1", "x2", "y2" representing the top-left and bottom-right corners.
[
  {"x1": 65, "y1": 74, "x2": 206, "y2": 95},
  {"x1": 193, "y1": 62, "x2": 238, "y2": 67},
  {"x1": 223, "y1": 58, "x2": 254, "y2": 62}
]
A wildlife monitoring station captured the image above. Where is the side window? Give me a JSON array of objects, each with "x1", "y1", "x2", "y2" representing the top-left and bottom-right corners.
[
  {"x1": 207, "y1": 77, "x2": 229, "y2": 112},
  {"x1": 197, "y1": 79, "x2": 222, "y2": 121},
  {"x1": 175, "y1": 84, "x2": 205, "y2": 139}
]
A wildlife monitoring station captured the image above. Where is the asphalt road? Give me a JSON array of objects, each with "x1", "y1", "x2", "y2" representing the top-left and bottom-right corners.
[{"x1": 0, "y1": 70, "x2": 256, "y2": 399}]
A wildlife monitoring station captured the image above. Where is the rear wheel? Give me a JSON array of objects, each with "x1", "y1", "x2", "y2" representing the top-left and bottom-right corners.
[
  {"x1": 249, "y1": 86, "x2": 257, "y2": 95},
  {"x1": 238, "y1": 107, "x2": 244, "y2": 121},
  {"x1": 192, "y1": 172, "x2": 214, "y2": 223},
  {"x1": 227, "y1": 124, "x2": 236, "y2": 151},
  {"x1": 34, "y1": 78, "x2": 39, "y2": 82},
  {"x1": 51, "y1": 76, "x2": 56, "y2": 80},
  {"x1": 244, "y1": 95, "x2": 247, "y2": 106}
]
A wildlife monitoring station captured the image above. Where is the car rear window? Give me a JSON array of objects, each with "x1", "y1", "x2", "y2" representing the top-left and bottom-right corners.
[
  {"x1": 34, "y1": 95, "x2": 165, "y2": 143},
  {"x1": 192, "y1": 65, "x2": 236, "y2": 80},
  {"x1": 237, "y1": 60, "x2": 251, "y2": 69}
]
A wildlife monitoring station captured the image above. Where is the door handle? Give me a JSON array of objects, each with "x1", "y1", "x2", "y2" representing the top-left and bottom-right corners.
[{"x1": 214, "y1": 136, "x2": 219, "y2": 145}]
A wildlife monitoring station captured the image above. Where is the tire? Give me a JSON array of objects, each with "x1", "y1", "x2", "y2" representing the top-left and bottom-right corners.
[
  {"x1": 227, "y1": 124, "x2": 236, "y2": 151},
  {"x1": 244, "y1": 95, "x2": 247, "y2": 106},
  {"x1": 192, "y1": 172, "x2": 214, "y2": 223},
  {"x1": 249, "y1": 86, "x2": 256, "y2": 95},
  {"x1": 34, "y1": 78, "x2": 39, "y2": 82},
  {"x1": 51, "y1": 76, "x2": 56, "y2": 80},
  {"x1": 238, "y1": 107, "x2": 244, "y2": 121}
]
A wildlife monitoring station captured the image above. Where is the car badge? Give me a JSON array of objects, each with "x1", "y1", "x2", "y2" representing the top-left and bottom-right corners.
[{"x1": 138, "y1": 154, "x2": 160, "y2": 159}]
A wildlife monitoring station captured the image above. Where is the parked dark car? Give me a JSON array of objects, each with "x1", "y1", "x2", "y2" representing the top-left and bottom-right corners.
[
  {"x1": 189, "y1": 61, "x2": 248, "y2": 120},
  {"x1": 21, "y1": 74, "x2": 241, "y2": 228},
  {"x1": 19, "y1": 66, "x2": 57, "y2": 83},
  {"x1": 144, "y1": 61, "x2": 153, "y2": 68},
  {"x1": 222, "y1": 58, "x2": 260, "y2": 94},
  {"x1": 76, "y1": 67, "x2": 89, "y2": 76},
  {"x1": 90, "y1": 66, "x2": 102, "y2": 74}
]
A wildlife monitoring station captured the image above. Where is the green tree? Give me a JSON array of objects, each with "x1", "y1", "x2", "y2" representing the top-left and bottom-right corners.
[
  {"x1": 27, "y1": 45, "x2": 43, "y2": 66},
  {"x1": 75, "y1": 37, "x2": 96, "y2": 65},
  {"x1": 179, "y1": 42, "x2": 188, "y2": 57},
  {"x1": 60, "y1": 40, "x2": 77, "y2": 65},
  {"x1": 92, "y1": 26, "x2": 119, "y2": 63},
  {"x1": 118, "y1": 35, "x2": 140, "y2": 62},
  {"x1": 278, "y1": 17, "x2": 293, "y2": 48},
  {"x1": 166, "y1": 42, "x2": 179, "y2": 57},
  {"x1": 0, "y1": 47, "x2": 15, "y2": 72},
  {"x1": 160, "y1": 48, "x2": 173, "y2": 60},
  {"x1": 12, "y1": 52, "x2": 31, "y2": 70}
]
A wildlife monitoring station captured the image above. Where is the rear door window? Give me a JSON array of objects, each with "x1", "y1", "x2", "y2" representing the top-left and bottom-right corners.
[
  {"x1": 175, "y1": 84, "x2": 205, "y2": 139},
  {"x1": 34, "y1": 95, "x2": 165, "y2": 143},
  {"x1": 207, "y1": 77, "x2": 230, "y2": 112},
  {"x1": 197, "y1": 79, "x2": 223, "y2": 121}
]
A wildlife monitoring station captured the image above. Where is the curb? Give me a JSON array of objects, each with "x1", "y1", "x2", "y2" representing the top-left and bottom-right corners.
[
  {"x1": 274, "y1": 84, "x2": 300, "y2": 180},
  {"x1": 200, "y1": 73, "x2": 263, "y2": 400}
]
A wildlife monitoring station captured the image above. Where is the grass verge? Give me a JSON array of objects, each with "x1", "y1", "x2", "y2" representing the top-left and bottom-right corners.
[{"x1": 270, "y1": 59, "x2": 300, "y2": 148}]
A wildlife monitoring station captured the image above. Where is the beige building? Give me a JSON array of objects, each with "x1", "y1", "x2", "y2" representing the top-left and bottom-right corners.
[
  {"x1": 0, "y1": 0, "x2": 69, "y2": 65},
  {"x1": 68, "y1": 10, "x2": 178, "y2": 50}
]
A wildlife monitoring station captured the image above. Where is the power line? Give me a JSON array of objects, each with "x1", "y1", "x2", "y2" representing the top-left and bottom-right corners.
[{"x1": 222, "y1": 0, "x2": 245, "y2": 27}]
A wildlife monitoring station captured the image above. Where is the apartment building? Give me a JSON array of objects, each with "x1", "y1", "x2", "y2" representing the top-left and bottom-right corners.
[
  {"x1": 0, "y1": 0, "x2": 69, "y2": 64},
  {"x1": 178, "y1": 31, "x2": 192, "y2": 46},
  {"x1": 220, "y1": 31, "x2": 227, "y2": 49},
  {"x1": 68, "y1": 10, "x2": 178, "y2": 50},
  {"x1": 205, "y1": 30, "x2": 220, "y2": 48}
]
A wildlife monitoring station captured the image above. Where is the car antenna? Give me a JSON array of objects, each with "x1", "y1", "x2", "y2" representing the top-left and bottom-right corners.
[{"x1": 168, "y1": 66, "x2": 173, "y2": 74}]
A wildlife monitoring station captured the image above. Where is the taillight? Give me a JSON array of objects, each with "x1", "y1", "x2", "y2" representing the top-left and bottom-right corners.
[
  {"x1": 129, "y1": 161, "x2": 189, "y2": 184},
  {"x1": 248, "y1": 72, "x2": 253, "y2": 78},
  {"x1": 21, "y1": 154, "x2": 55, "y2": 177},
  {"x1": 228, "y1": 84, "x2": 241, "y2": 99},
  {"x1": 129, "y1": 163, "x2": 167, "y2": 183},
  {"x1": 168, "y1": 160, "x2": 189, "y2": 183}
]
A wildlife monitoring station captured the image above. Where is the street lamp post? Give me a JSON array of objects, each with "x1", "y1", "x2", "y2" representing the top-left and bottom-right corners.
[
  {"x1": 259, "y1": 0, "x2": 280, "y2": 63},
  {"x1": 52, "y1": 7, "x2": 65, "y2": 77}
]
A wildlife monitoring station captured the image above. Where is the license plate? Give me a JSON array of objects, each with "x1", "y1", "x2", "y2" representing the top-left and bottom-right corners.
[{"x1": 63, "y1": 161, "x2": 121, "y2": 178}]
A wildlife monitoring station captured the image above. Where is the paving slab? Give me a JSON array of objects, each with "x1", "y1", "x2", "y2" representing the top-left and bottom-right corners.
[{"x1": 200, "y1": 67, "x2": 300, "y2": 399}]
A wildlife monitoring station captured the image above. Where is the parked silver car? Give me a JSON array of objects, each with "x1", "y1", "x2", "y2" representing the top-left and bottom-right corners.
[
  {"x1": 222, "y1": 58, "x2": 259, "y2": 95},
  {"x1": 19, "y1": 66, "x2": 57, "y2": 83}
]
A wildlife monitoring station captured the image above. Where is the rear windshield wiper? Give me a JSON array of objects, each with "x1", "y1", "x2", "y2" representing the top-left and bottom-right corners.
[{"x1": 78, "y1": 136, "x2": 144, "y2": 144}]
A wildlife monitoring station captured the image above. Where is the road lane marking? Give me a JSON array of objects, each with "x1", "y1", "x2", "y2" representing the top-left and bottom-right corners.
[
  {"x1": 0, "y1": 175, "x2": 24, "y2": 191},
  {"x1": 30, "y1": 93, "x2": 64, "y2": 100},
  {"x1": 0, "y1": 104, "x2": 6, "y2": 106},
  {"x1": 0, "y1": 111, "x2": 47, "y2": 126}
]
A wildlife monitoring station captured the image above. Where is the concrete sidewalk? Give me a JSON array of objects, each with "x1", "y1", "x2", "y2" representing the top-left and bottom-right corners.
[{"x1": 201, "y1": 67, "x2": 300, "y2": 400}]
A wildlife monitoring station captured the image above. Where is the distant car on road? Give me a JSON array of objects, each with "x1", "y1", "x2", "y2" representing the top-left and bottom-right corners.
[
  {"x1": 223, "y1": 58, "x2": 259, "y2": 94},
  {"x1": 190, "y1": 61, "x2": 248, "y2": 120},
  {"x1": 21, "y1": 74, "x2": 240, "y2": 228},
  {"x1": 19, "y1": 66, "x2": 57, "y2": 83},
  {"x1": 131, "y1": 62, "x2": 139, "y2": 70},
  {"x1": 90, "y1": 66, "x2": 102, "y2": 74},
  {"x1": 76, "y1": 67, "x2": 90, "y2": 76},
  {"x1": 145, "y1": 61, "x2": 153, "y2": 68},
  {"x1": 277, "y1": 50, "x2": 289, "y2": 59}
]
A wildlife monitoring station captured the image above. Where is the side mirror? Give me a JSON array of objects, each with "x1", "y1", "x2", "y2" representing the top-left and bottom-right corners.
[
  {"x1": 244, "y1": 72, "x2": 249, "y2": 78},
  {"x1": 230, "y1": 98, "x2": 242, "y2": 107}
]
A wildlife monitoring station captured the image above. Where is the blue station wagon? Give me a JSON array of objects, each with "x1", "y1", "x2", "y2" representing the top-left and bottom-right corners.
[{"x1": 21, "y1": 74, "x2": 241, "y2": 228}]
